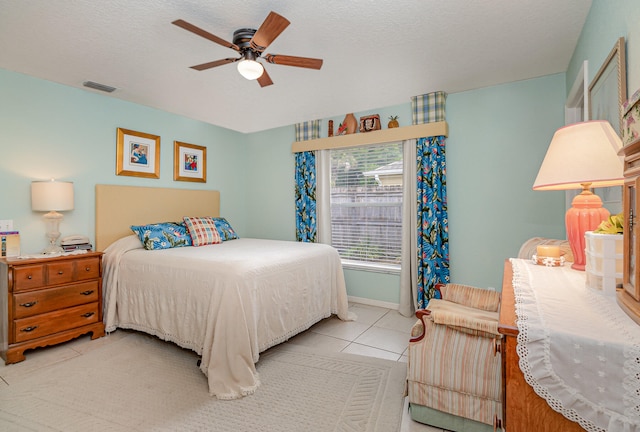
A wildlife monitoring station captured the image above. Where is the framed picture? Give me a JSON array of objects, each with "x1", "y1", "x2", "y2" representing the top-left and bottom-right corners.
[
  {"x1": 116, "y1": 128, "x2": 160, "y2": 178},
  {"x1": 588, "y1": 37, "x2": 627, "y2": 135},
  {"x1": 359, "y1": 114, "x2": 381, "y2": 133},
  {"x1": 174, "y1": 141, "x2": 207, "y2": 183}
]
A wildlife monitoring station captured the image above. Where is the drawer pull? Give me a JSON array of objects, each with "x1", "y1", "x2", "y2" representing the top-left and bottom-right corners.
[
  {"x1": 21, "y1": 326, "x2": 38, "y2": 332},
  {"x1": 80, "y1": 290, "x2": 94, "y2": 296},
  {"x1": 27, "y1": 275, "x2": 33, "y2": 280},
  {"x1": 19, "y1": 301, "x2": 38, "y2": 308},
  {"x1": 85, "y1": 267, "x2": 91, "y2": 272},
  {"x1": 82, "y1": 312, "x2": 95, "y2": 318},
  {"x1": 58, "y1": 270, "x2": 64, "y2": 275}
]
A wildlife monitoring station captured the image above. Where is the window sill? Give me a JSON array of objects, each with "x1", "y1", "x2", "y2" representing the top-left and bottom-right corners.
[{"x1": 341, "y1": 260, "x2": 401, "y2": 275}]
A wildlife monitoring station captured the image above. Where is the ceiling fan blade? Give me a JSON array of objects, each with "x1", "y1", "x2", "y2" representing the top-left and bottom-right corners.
[
  {"x1": 250, "y1": 11, "x2": 290, "y2": 52},
  {"x1": 172, "y1": 19, "x2": 239, "y2": 51},
  {"x1": 190, "y1": 58, "x2": 239, "y2": 71},
  {"x1": 263, "y1": 54, "x2": 323, "y2": 70},
  {"x1": 257, "y1": 68, "x2": 274, "y2": 87}
]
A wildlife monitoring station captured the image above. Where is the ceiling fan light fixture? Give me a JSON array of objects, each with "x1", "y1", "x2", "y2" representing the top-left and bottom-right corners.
[
  {"x1": 173, "y1": 12, "x2": 322, "y2": 88},
  {"x1": 237, "y1": 59, "x2": 264, "y2": 80}
]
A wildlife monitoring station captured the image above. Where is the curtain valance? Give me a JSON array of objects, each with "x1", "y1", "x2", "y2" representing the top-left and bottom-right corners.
[{"x1": 291, "y1": 121, "x2": 448, "y2": 153}]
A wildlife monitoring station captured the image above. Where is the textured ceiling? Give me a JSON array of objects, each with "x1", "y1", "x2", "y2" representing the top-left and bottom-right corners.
[{"x1": 0, "y1": 0, "x2": 592, "y2": 133}]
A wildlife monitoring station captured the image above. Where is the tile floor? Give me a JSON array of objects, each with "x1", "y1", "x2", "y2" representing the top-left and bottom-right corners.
[
  {"x1": 0, "y1": 302, "x2": 445, "y2": 431},
  {"x1": 285, "y1": 302, "x2": 446, "y2": 432}
]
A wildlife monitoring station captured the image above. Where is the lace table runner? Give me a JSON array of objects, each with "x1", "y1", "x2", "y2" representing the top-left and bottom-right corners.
[{"x1": 510, "y1": 258, "x2": 640, "y2": 431}]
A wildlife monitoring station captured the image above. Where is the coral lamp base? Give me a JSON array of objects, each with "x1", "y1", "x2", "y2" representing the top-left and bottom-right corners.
[{"x1": 566, "y1": 188, "x2": 609, "y2": 271}]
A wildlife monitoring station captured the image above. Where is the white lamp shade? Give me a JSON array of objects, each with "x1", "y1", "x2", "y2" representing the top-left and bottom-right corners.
[
  {"x1": 237, "y1": 59, "x2": 264, "y2": 80},
  {"x1": 533, "y1": 120, "x2": 624, "y2": 191},
  {"x1": 31, "y1": 180, "x2": 74, "y2": 211}
]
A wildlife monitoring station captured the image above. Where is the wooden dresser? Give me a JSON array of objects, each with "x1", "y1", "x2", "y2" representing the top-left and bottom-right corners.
[
  {"x1": 498, "y1": 260, "x2": 585, "y2": 432},
  {"x1": 0, "y1": 251, "x2": 105, "y2": 364}
]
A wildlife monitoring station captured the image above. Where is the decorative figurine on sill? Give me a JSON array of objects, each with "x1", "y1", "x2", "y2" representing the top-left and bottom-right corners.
[
  {"x1": 388, "y1": 115, "x2": 399, "y2": 128},
  {"x1": 339, "y1": 113, "x2": 357, "y2": 135},
  {"x1": 328, "y1": 120, "x2": 334, "y2": 137}
]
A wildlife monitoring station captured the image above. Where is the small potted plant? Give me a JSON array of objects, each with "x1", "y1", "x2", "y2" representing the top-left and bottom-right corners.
[{"x1": 594, "y1": 213, "x2": 624, "y2": 235}]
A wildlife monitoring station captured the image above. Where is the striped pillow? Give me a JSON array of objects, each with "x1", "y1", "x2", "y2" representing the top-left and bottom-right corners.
[{"x1": 183, "y1": 216, "x2": 222, "y2": 247}]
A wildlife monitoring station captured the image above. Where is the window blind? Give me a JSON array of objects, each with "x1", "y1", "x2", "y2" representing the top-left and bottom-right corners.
[{"x1": 330, "y1": 142, "x2": 403, "y2": 268}]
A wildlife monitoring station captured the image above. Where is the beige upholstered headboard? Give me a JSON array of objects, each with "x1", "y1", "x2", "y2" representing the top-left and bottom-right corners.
[{"x1": 95, "y1": 184, "x2": 220, "y2": 251}]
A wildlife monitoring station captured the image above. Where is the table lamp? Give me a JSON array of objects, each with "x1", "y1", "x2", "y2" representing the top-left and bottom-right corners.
[
  {"x1": 31, "y1": 180, "x2": 74, "y2": 255},
  {"x1": 533, "y1": 120, "x2": 624, "y2": 271}
]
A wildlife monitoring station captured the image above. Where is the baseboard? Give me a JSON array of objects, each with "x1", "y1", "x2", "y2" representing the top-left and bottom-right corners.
[{"x1": 348, "y1": 295, "x2": 399, "y2": 310}]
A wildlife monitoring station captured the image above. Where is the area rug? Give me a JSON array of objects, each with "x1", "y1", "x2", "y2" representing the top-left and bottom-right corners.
[{"x1": 0, "y1": 332, "x2": 406, "y2": 431}]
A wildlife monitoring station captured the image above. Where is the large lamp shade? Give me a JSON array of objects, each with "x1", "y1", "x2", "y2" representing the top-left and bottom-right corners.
[
  {"x1": 31, "y1": 181, "x2": 74, "y2": 211},
  {"x1": 533, "y1": 120, "x2": 624, "y2": 270}
]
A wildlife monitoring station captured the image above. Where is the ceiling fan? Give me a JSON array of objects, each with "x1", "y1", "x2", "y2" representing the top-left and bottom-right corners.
[{"x1": 172, "y1": 11, "x2": 323, "y2": 87}]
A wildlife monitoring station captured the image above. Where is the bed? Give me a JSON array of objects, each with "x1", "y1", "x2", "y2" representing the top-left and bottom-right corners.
[{"x1": 96, "y1": 185, "x2": 352, "y2": 400}]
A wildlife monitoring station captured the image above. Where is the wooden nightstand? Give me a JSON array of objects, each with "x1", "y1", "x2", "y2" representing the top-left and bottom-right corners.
[{"x1": 0, "y1": 251, "x2": 105, "y2": 364}]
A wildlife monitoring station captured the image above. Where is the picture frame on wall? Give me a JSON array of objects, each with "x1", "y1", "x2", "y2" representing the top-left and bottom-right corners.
[
  {"x1": 588, "y1": 37, "x2": 627, "y2": 135},
  {"x1": 116, "y1": 128, "x2": 161, "y2": 178},
  {"x1": 174, "y1": 141, "x2": 207, "y2": 183}
]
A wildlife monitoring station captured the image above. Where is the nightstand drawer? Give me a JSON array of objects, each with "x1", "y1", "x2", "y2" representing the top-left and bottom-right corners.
[
  {"x1": 47, "y1": 260, "x2": 75, "y2": 286},
  {"x1": 2, "y1": 251, "x2": 105, "y2": 364},
  {"x1": 13, "y1": 264, "x2": 45, "y2": 291},
  {"x1": 14, "y1": 302, "x2": 99, "y2": 343},
  {"x1": 13, "y1": 280, "x2": 100, "y2": 319},
  {"x1": 75, "y1": 257, "x2": 101, "y2": 281}
]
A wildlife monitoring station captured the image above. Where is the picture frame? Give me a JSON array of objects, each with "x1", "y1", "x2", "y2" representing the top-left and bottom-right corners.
[
  {"x1": 174, "y1": 141, "x2": 207, "y2": 183},
  {"x1": 588, "y1": 37, "x2": 627, "y2": 135},
  {"x1": 116, "y1": 128, "x2": 160, "y2": 178},
  {"x1": 359, "y1": 114, "x2": 381, "y2": 133}
]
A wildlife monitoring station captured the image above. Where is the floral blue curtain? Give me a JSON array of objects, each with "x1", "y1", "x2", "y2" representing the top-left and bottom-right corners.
[
  {"x1": 411, "y1": 91, "x2": 449, "y2": 308},
  {"x1": 294, "y1": 120, "x2": 321, "y2": 242},
  {"x1": 295, "y1": 151, "x2": 317, "y2": 242},
  {"x1": 416, "y1": 135, "x2": 450, "y2": 308}
]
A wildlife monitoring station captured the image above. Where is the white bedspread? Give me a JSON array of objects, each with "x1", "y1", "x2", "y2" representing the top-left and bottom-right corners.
[
  {"x1": 510, "y1": 258, "x2": 640, "y2": 431},
  {"x1": 103, "y1": 236, "x2": 353, "y2": 399}
]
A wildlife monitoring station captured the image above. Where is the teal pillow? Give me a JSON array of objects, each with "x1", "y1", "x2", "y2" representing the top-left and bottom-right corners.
[
  {"x1": 130, "y1": 222, "x2": 193, "y2": 250},
  {"x1": 213, "y1": 217, "x2": 239, "y2": 241}
]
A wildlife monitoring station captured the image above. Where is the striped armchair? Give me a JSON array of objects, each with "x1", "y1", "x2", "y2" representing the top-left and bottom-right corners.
[{"x1": 407, "y1": 283, "x2": 503, "y2": 431}]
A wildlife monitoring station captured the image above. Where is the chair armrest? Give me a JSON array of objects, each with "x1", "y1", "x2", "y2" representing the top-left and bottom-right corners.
[
  {"x1": 440, "y1": 283, "x2": 501, "y2": 312},
  {"x1": 409, "y1": 309, "x2": 431, "y2": 343},
  {"x1": 427, "y1": 299, "x2": 500, "y2": 336},
  {"x1": 410, "y1": 304, "x2": 501, "y2": 343}
]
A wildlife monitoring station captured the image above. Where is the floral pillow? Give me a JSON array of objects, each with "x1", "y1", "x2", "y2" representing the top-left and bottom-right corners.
[
  {"x1": 213, "y1": 217, "x2": 239, "y2": 241},
  {"x1": 130, "y1": 222, "x2": 192, "y2": 250},
  {"x1": 183, "y1": 216, "x2": 222, "y2": 247}
]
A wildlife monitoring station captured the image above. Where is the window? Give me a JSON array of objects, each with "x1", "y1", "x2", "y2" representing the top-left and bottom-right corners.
[{"x1": 330, "y1": 142, "x2": 403, "y2": 271}]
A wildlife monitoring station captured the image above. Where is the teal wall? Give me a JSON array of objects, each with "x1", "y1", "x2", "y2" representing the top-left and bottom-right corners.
[
  {"x1": 446, "y1": 74, "x2": 567, "y2": 289},
  {"x1": 567, "y1": 0, "x2": 640, "y2": 100},
  {"x1": 0, "y1": 67, "x2": 572, "y2": 304},
  {"x1": 1, "y1": 1, "x2": 636, "y2": 305},
  {"x1": 0, "y1": 69, "x2": 249, "y2": 253},
  {"x1": 246, "y1": 74, "x2": 567, "y2": 301},
  {"x1": 244, "y1": 125, "x2": 296, "y2": 241}
]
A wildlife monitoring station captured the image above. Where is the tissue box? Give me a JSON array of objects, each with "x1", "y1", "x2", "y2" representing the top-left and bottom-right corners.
[{"x1": 622, "y1": 88, "x2": 640, "y2": 146}]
